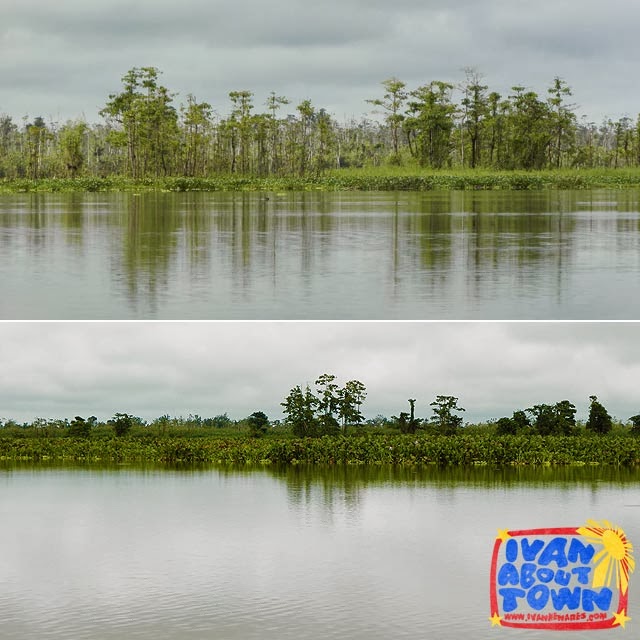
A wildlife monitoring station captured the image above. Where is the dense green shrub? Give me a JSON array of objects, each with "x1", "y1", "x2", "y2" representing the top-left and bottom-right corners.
[{"x1": 1, "y1": 433, "x2": 639, "y2": 466}]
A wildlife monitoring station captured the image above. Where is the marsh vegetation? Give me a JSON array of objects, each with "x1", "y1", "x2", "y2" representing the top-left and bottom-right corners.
[
  {"x1": 2, "y1": 386, "x2": 640, "y2": 465},
  {"x1": 3, "y1": 68, "x2": 640, "y2": 185}
]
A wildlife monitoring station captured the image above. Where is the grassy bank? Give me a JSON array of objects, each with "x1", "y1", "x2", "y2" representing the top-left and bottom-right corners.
[
  {"x1": 3, "y1": 168, "x2": 640, "y2": 193},
  {"x1": 1, "y1": 434, "x2": 639, "y2": 466}
]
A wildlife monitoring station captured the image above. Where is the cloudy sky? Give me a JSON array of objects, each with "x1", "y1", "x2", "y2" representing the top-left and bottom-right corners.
[
  {"x1": 0, "y1": 322, "x2": 638, "y2": 424},
  {"x1": 1, "y1": 0, "x2": 638, "y2": 125}
]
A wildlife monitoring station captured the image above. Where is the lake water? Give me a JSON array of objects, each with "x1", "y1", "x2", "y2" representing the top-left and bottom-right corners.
[
  {"x1": 1, "y1": 464, "x2": 639, "y2": 639},
  {"x1": 2, "y1": 190, "x2": 640, "y2": 319}
]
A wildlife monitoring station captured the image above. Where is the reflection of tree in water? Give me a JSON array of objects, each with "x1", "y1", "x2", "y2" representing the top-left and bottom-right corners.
[
  {"x1": 229, "y1": 193, "x2": 273, "y2": 296},
  {"x1": 0, "y1": 192, "x2": 94, "y2": 254},
  {"x1": 389, "y1": 191, "x2": 582, "y2": 308},
  {"x1": 264, "y1": 463, "x2": 640, "y2": 518},
  {"x1": 613, "y1": 191, "x2": 640, "y2": 242},
  {"x1": 182, "y1": 192, "x2": 214, "y2": 280},
  {"x1": 111, "y1": 191, "x2": 345, "y2": 315},
  {"x1": 226, "y1": 191, "x2": 339, "y2": 302},
  {"x1": 273, "y1": 465, "x2": 369, "y2": 517},
  {"x1": 114, "y1": 193, "x2": 179, "y2": 315},
  {"x1": 112, "y1": 193, "x2": 217, "y2": 315},
  {"x1": 6, "y1": 189, "x2": 640, "y2": 317}
]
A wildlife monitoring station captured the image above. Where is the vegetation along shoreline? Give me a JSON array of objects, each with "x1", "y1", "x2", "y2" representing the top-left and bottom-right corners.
[
  {"x1": 2, "y1": 390, "x2": 640, "y2": 466},
  {"x1": 4, "y1": 68, "x2": 640, "y2": 186},
  {"x1": 3, "y1": 169, "x2": 640, "y2": 194},
  {"x1": 1, "y1": 434, "x2": 640, "y2": 467}
]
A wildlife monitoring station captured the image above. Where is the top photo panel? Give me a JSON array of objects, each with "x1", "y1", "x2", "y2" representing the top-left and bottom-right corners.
[{"x1": 3, "y1": 58, "x2": 640, "y2": 318}]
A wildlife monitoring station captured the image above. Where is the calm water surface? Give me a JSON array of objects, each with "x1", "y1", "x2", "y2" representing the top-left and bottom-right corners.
[
  {"x1": 2, "y1": 190, "x2": 640, "y2": 319},
  {"x1": 1, "y1": 465, "x2": 639, "y2": 639}
]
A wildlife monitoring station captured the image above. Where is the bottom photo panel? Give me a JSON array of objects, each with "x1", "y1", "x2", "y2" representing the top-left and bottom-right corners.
[{"x1": 0, "y1": 321, "x2": 639, "y2": 640}]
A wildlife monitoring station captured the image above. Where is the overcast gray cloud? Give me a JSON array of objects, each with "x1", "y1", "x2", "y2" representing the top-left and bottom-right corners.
[
  {"x1": 0, "y1": 322, "x2": 638, "y2": 424},
  {"x1": 1, "y1": 0, "x2": 639, "y2": 123}
]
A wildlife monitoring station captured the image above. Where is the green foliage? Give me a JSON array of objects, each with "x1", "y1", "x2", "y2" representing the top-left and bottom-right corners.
[
  {"x1": 586, "y1": 395, "x2": 613, "y2": 435},
  {"x1": 495, "y1": 416, "x2": 517, "y2": 436},
  {"x1": 109, "y1": 413, "x2": 134, "y2": 437},
  {"x1": 68, "y1": 416, "x2": 90, "y2": 438},
  {"x1": 460, "y1": 69, "x2": 489, "y2": 169},
  {"x1": 1, "y1": 433, "x2": 640, "y2": 467},
  {"x1": 8, "y1": 166, "x2": 640, "y2": 195},
  {"x1": 247, "y1": 411, "x2": 269, "y2": 438},
  {"x1": 281, "y1": 374, "x2": 367, "y2": 437},
  {"x1": 405, "y1": 81, "x2": 456, "y2": 168},
  {"x1": 496, "y1": 410, "x2": 532, "y2": 435},
  {"x1": 629, "y1": 415, "x2": 640, "y2": 436},
  {"x1": 505, "y1": 86, "x2": 553, "y2": 169},
  {"x1": 2, "y1": 69, "x2": 638, "y2": 182},
  {"x1": 547, "y1": 77, "x2": 576, "y2": 168},
  {"x1": 315, "y1": 374, "x2": 339, "y2": 418},
  {"x1": 526, "y1": 401, "x2": 576, "y2": 436},
  {"x1": 393, "y1": 411, "x2": 411, "y2": 434},
  {"x1": 181, "y1": 95, "x2": 213, "y2": 177},
  {"x1": 281, "y1": 384, "x2": 319, "y2": 437},
  {"x1": 368, "y1": 78, "x2": 407, "y2": 157},
  {"x1": 429, "y1": 395, "x2": 465, "y2": 435},
  {"x1": 100, "y1": 67, "x2": 179, "y2": 178},
  {"x1": 204, "y1": 414, "x2": 234, "y2": 429},
  {"x1": 393, "y1": 399, "x2": 420, "y2": 434},
  {"x1": 58, "y1": 121, "x2": 88, "y2": 177},
  {"x1": 338, "y1": 380, "x2": 367, "y2": 432}
]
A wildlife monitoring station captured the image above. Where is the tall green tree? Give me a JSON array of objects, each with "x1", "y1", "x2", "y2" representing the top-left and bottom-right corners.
[
  {"x1": 281, "y1": 384, "x2": 318, "y2": 437},
  {"x1": 527, "y1": 401, "x2": 576, "y2": 435},
  {"x1": 460, "y1": 68, "x2": 488, "y2": 168},
  {"x1": 484, "y1": 91, "x2": 508, "y2": 167},
  {"x1": 315, "y1": 374, "x2": 339, "y2": 420},
  {"x1": 0, "y1": 115, "x2": 18, "y2": 177},
  {"x1": 429, "y1": 395, "x2": 465, "y2": 435},
  {"x1": 100, "y1": 67, "x2": 178, "y2": 177},
  {"x1": 367, "y1": 77, "x2": 407, "y2": 162},
  {"x1": 314, "y1": 373, "x2": 341, "y2": 433},
  {"x1": 394, "y1": 411, "x2": 411, "y2": 433},
  {"x1": 405, "y1": 81, "x2": 456, "y2": 168},
  {"x1": 247, "y1": 411, "x2": 269, "y2": 438},
  {"x1": 26, "y1": 116, "x2": 49, "y2": 179},
  {"x1": 547, "y1": 77, "x2": 576, "y2": 168},
  {"x1": 586, "y1": 395, "x2": 612, "y2": 435},
  {"x1": 338, "y1": 379, "x2": 367, "y2": 432},
  {"x1": 314, "y1": 109, "x2": 336, "y2": 173},
  {"x1": 505, "y1": 87, "x2": 552, "y2": 169},
  {"x1": 110, "y1": 412, "x2": 134, "y2": 437},
  {"x1": 495, "y1": 410, "x2": 531, "y2": 435},
  {"x1": 296, "y1": 99, "x2": 315, "y2": 175},
  {"x1": 495, "y1": 416, "x2": 516, "y2": 435},
  {"x1": 181, "y1": 95, "x2": 212, "y2": 176},
  {"x1": 391, "y1": 399, "x2": 419, "y2": 434},
  {"x1": 68, "y1": 416, "x2": 90, "y2": 438},
  {"x1": 228, "y1": 90, "x2": 254, "y2": 173},
  {"x1": 58, "y1": 121, "x2": 88, "y2": 177},
  {"x1": 265, "y1": 91, "x2": 290, "y2": 174}
]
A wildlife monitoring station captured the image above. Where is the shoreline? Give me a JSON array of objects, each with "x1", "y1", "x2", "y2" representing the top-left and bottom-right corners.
[
  {"x1": 1, "y1": 433, "x2": 638, "y2": 466},
  {"x1": 3, "y1": 169, "x2": 640, "y2": 193}
]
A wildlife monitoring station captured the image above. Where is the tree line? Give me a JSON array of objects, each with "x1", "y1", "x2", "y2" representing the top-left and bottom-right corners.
[
  {"x1": 3, "y1": 381, "x2": 640, "y2": 439},
  {"x1": 2, "y1": 67, "x2": 640, "y2": 180}
]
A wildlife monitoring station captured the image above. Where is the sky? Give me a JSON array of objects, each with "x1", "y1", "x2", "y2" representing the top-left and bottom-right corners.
[
  {"x1": 1, "y1": 0, "x2": 639, "y2": 125},
  {"x1": 1, "y1": 322, "x2": 639, "y2": 424}
]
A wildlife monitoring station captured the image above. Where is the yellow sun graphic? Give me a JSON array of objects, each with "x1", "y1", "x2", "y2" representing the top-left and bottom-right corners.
[{"x1": 576, "y1": 520, "x2": 635, "y2": 594}]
